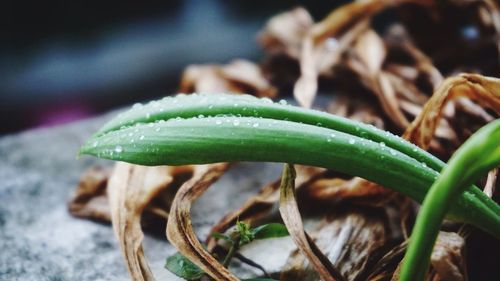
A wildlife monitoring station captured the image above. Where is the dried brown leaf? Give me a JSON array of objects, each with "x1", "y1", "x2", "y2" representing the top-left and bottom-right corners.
[
  {"x1": 107, "y1": 163, "x2": 193, "y2": 281},
  {"x1": 69, "y1": 165, "x2": 112, "y2": 221},
  {"x1": 280, "y1": 206, "x2": 400, "y2": 281},
  {"x1": 426, "y1": 232, "x2": 467, "y2": 281},
  {"x1": 179, "y1": 59, "x2": 277, "y2": 98},
  {"x1": 279, "y1": 164, "x2": 345, "y2": 281},
  {"x1": 293, "y1": 0, "x2": 433, "y2": 108},
  {"x1": 313, "y1": 209, "x2": 388, "y2": 280},
  {"x1": 165, "y1": 163, "x2": 237, "y2": 281},
  {"x1": 375, "y1": 72, "x2": 411, "y2": 129},
  {"x1": 300, "y1": 177, "x2": 395, "y2": 206},
  {"x1": 355, "y1": 29, "x2": 387, "y2": 77},
  {"x1": 403, "y1": 73, "x2": 500, "y2": 149},
  {"x1": 367, "y1": 242, "x2": 407, "y2": 281},
  {"x1": 258, "y1": 7, "x2": 314, "y2": 58}
]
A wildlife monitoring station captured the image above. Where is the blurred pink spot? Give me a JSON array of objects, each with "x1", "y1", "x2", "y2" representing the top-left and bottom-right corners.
[{"x1": 33, "y1": 101, "x2": 93, "y2": 128}]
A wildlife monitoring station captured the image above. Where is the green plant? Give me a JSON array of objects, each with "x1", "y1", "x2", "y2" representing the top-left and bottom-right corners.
[
  {"x1": 80, "y1": 93, "x2": 500, "y2": 240},
  {"x1": 165, "y1": 221, "x2": 288, "y2": 280},
  {"x1": 400, "y1": 119, "x2": 500, "y2": 281}
]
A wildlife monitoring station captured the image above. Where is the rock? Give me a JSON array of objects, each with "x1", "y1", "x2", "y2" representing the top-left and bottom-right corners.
[{"x1": 0, "y1": 113, "x2": 284, "y2": 280}]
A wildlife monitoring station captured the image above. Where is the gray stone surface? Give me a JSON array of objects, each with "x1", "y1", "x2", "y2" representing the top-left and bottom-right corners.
[{"x1": 0, "y1": 113, "x2": 287, "y2": 280}]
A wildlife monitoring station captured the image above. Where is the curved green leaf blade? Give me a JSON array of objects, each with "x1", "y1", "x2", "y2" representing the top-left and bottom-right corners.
[
  {"x1": 400, "y1": 120, "x2": 500, "y2": 281},
  {"x1": 80, "y1": 93, "x2": 500, "y2": 238},
  {"x1": 251, "y1": 223, "x2": 289, "y2": 240}
]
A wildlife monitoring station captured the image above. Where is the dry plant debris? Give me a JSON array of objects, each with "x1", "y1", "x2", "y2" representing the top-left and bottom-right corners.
[{"x1": 70, "y1": 0, "x2": 500, "y2": 280}]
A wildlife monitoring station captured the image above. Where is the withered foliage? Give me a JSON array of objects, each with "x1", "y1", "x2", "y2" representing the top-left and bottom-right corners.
[{"x1": 70, "y1": 1, "x2": 500, "y2": 280}]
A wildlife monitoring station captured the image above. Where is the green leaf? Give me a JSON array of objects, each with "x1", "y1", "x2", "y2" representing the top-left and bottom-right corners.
[
  {"x1": 237, "y1": 221, "x2": 255, "y2": 245},
  {"x1": 211, "y1": 232, "x2": 233, "y2": 242},
  {"x1": 165, "y1": 252, "x2": 205, "y2": 280},
  {"x1": 400, "y1": 120, "x2": 500, "y2": 281},
  {"x1": 251, "y1": 223, "x2": 289, "y2": 240},
  {"x1": 80, "y1": 93, "x2": 500, "y2": 238}
]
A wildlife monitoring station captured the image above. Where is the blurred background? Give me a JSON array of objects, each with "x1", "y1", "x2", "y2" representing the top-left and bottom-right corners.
[{"x1": 0, "y1": 0, "x2": 349, "y2": 135}]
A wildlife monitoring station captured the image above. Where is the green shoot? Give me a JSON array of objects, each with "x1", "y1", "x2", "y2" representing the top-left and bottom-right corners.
[
  {"x1": 166, "y1": 221, "x2": 287, "y2": 280},
  {"x1": 400, "y1": 120, "x2": 500, "y2": 281}
]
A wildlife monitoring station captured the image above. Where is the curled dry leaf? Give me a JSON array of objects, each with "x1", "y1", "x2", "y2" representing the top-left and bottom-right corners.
[
  {"x1": 281, "y1": 208, "x2": 390, "y2": 281},
  {"x1": 403, "y1": 73, "x2": 500, "y2": 149},
  {"x1": 69, "y1": 165, "x2": 112, "y2": 221},
  {"x1": 426, "y1": 231, "x2": 467, "y2": 281},
  {"x1": 179, "y1": 59, "x2": 277, "y2": 98},
  {"x1": 349, "y1": 28, "x2": 411, "y2": 129},
  {"x1": 279, "y1": 164, "x2": 345, "y2": 281},
  {"x1": 355, "y1": 29, "x2": 386, "y2": 77},
  {"x1": 165, "y1": 163, "x2": 236, "y2": 281},
  {"x1": 293, "y1": 0, "x2": 433, "y2": 108},
  {"x1": 300, "y1": 177, "x2": 395, "y2": 206},
  {"x1": 107, "y1": 162, "x2": 194, "y2": 281},
  {"x1": 388, "y1": 231, "x2": 468, "y2": 281},
  {"x1": 366, "y1": 242, "x2": 408, "y2": 281},
  {"x1": 258, "y1": 7, "x2": 314, "y2": 58}
]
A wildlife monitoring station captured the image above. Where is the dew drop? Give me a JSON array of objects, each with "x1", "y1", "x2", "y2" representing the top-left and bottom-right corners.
[
  {"x1": 261, "y1": 97, "x2": 273, "y2": 103},
  {"x1": 349, "y1": 138, "x2": 356, "y2": 144},
  {"x1": 379, "y1": 142, "x2": 386, "y2": 147},
  {"x1": 198, "y1": 114, "x2": 205, "y2": 118},
  {"x1": 252, "y1": 123, "x2": 259, "y2": 128},
  {"x1": 330, "y1": 133, "x2": 336, "y2": 138},
  {"x1": 279, "y1": 99, "x2": 288, "y2": 105},
  {"x1": 325, "y1": 38, "x2": 339, "y2": 51},
  {"x1": 233, "y1": 120, "x2": 240, "y2": 126},
  {"x1": 390, "y1": 149, "x2": 397, "y2": 156},
  {"x1": 114, "y1": 145, "x2": 123, "y2": 153},
  {"x1": 216, "y1": 120, "x2": 222, "y2": 125},
  {"x1": 132, "y1": 103, "x2": 143, "y2": 109},
  {"x1": 421, "y1": 162, "x2": 427, "y2": 168},
  {"x1": 93, "y1": 141, "x2": 99, "y2": 147},
  {"x1": 155, "y1": 127, "x2": 160, "y2": 132},
  {"x1": 140, "y1": 135, "x2": 145, "y2": 140}
]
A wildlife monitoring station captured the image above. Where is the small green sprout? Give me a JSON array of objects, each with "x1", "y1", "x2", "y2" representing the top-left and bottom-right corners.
[{"x1": 165, "y1": 221, "x2": 287, "y2": 280}]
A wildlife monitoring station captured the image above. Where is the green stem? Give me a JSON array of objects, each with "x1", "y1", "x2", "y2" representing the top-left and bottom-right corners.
[
  {"x1": 399, "y1": 120, "x2": 500, "y2": 281},
  {"x1": 223, "y1": 236, "x2": 241, "y2": 268}
]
